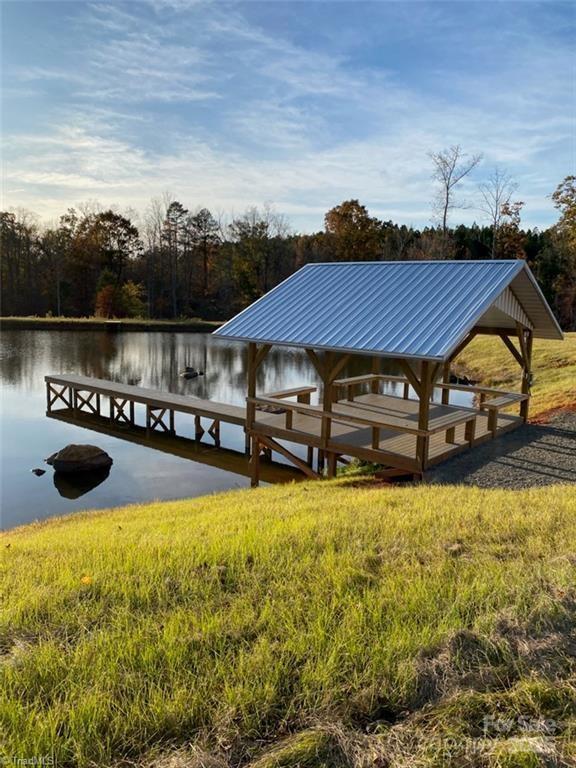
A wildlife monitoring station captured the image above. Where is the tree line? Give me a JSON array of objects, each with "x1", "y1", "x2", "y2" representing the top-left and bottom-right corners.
[{"x1": 1, "y1": 165, "x2": 575, "y2": 330}]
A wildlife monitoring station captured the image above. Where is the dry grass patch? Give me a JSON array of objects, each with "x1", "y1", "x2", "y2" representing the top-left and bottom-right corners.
[{"x1": 453, "y1": 332, "x2": 575, "y2": 421}]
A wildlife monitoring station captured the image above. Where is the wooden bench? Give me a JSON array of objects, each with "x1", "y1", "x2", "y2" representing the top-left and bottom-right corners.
[
  {"x1": 480, "y1": 393, "x2": 528, "y2": 436},
  {"x1": 265, "y1": 386, "x2": 316, "y2": 403}
]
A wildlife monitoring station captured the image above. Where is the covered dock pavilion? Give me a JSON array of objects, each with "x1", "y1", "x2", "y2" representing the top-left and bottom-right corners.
[{"x1": 214, "y1": 259, "x2": 563, "y2": 484}]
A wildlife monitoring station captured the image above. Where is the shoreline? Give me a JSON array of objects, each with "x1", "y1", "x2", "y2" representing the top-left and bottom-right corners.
[{"x1": 0, "y1": 316, "x2": 224, "y2": 332}]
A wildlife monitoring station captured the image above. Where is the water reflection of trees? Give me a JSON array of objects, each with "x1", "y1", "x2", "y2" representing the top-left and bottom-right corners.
[{"x1": 1, "y1": 330, "x2": 402, "y2": 404}]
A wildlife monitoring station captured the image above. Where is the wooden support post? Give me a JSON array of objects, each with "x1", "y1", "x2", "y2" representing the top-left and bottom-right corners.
[
  {"x1": 146, "y1": 405, "x2": 151, "y2": 435},
  {"x1": 519, "y1": 328, "x2": 533, "y2": 422},
  {"x1": 195, "y1": 415, "x2": 204, "y2": 442},
  {"x1": 169, "y1": 409, "x2": 174, "y2": 434},
  {"x1": 371, "y1": 357, "x2": 380, "y2": 394},
  {"x1": 130, "y1": 401, "x2": 136, "y2": 426},
  {"x1": 247, "y1": 342, "x2": 257, "y2": 436},
  {"x1": 246, "y1": 342, "x2": 271, "y2": 456},
  {"x1": 371, "y1": 426, "x2": 380, "y2": 449},
  {"x1": 441, "y1": 362, "x2": 450, "y2": 405},
  {"x1": 465, "y1": 417, "x2": 476, "y2": 447},
  {"x1": 416, "y1": 361, "x2": 431, "y2": 471},
  {"x1": 327, "y1": 452, "x2": 338, "y2": 478},
  {"x1": 488, "y1": 409, "x2": 498, "y2": 438},
  {"x1": 403, "y1": 381, "x2": 410, "y2": 400},
  {"x1": 250, "y1": 436, "x2": 260, "y2": 487},
  {"x1": 307, "y1": 446, "x2": 314, "y2": 467}
]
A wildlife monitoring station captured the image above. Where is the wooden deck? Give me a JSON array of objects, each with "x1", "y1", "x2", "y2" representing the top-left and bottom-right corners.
[
  {"x1": 253, "y1": 392, "x2": 522, "y2": 473},
  {"x1": 45, "y1": 374, "x2": 526, "y2": 483}
]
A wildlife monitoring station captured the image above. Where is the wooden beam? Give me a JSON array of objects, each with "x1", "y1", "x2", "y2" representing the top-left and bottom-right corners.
[
  {"x1": 448, "y1": 330, "x2": 477, "y2": 362},
  {"x1": 305, "y1": 348, "x2": 325, "y2": 378},
  {"x1": 257, "y1": 434, "x2": 320, "y2": 479},
  {"x1": 516, "y1": 323, "x2": 529, "y2": 366},
  {"x1": 327, "y1": 354, "x2": 351, "y2": 383},
  {"x1": 398, "y1": 360, "x2": 422, "y2": 399},
  {"x1": 473, "y1": 326, "x2": 518, "y2": 336},
  {"x1": 499, "y1": 333, "x2": 523, "y2": 367},
  {"x1": 255, "y1": 343, "x2": 272, "y2": 369}
]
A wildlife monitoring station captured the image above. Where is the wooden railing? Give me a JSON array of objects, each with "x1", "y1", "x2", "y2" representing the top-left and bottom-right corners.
[
  {"x1": 333, "y1": 373, "x2": 411, "y2": 401},
  {"x1": 333, "y1": 373, "x2": 528, "y2": 407},
  {"x1": 247, "y1": 395, "x2": 426, "y2": 448},
  {"x1": 247, "y1": 394, "x2": 477, "y2": 452}
]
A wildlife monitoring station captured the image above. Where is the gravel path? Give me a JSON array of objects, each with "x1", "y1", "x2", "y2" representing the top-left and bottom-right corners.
[{"x1": 426, "y1": 412, "x2": 576, "y2": 489}]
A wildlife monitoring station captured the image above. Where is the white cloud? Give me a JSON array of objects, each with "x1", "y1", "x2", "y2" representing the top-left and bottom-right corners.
[{"x1": 3, "y1": 1, "x2": 572, "y2": 231}]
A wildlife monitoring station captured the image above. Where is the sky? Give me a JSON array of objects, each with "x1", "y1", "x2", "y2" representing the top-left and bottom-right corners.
[{"x1": 1, "y1": 0, "x2": 575, "y2": 232}]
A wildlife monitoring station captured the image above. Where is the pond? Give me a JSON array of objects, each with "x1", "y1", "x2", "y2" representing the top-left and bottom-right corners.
[{"x1": 1, "y1": 330, "x2": 472, "y2": 530}]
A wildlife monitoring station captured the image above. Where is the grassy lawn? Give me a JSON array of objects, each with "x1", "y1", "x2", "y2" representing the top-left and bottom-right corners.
[
  {"x1": 2, "y1": 482, "x2": 576, "y2": 767},
  {"x1": 453, "y1": 331, "x2": 576, "y2": 421}
]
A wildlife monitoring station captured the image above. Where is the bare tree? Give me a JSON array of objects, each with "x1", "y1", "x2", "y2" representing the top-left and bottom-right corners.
[
  {"x1": 429, "y1": 145, "x2": 482, "y2": 235},
  {"x1": 479, "y1": 168, "x2": 518, "y2": 258}
]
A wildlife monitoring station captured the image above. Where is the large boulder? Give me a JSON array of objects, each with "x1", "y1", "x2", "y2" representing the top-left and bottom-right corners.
[{"x1": 45, "y1": 444, "x2": 113, "y2": 473}]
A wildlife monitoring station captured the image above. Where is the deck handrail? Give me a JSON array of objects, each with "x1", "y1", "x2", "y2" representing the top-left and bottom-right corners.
[
  {"x1": 332, "y1": 373, "x2": 406, "y2": 387},
  {"x1": 332, "y1": 372, "x2": 526, "y2": 401},
  {"x1": 435, "y1": 383, "x2": 529, "y2": 398},
  {"x1": 250, "y1": 396, "x2": 426, "y2": 437}
]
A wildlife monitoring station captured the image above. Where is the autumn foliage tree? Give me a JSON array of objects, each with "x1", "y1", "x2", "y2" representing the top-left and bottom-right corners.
[{"x1": 324, "y1": 200, "x2": 384, "y2": 260}]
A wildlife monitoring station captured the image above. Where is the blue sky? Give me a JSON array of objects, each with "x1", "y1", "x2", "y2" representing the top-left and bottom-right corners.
[{"x1": 2, "y1": 0, "x2": 574, "y2": 231}]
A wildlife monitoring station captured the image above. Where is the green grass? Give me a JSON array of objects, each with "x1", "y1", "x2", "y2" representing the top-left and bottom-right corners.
[
  {"x1": 453, "y1": 331, "x2": 576, "y2": 421},
  {"x1": 2, "y1": 482, "x2": 576, "y2": 766}
]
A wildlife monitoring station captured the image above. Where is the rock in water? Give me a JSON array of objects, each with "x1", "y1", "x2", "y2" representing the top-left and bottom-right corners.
[
  {"x1": 31, "y1": 468, "x2": 46, "y2": 476},
  {"x1": 45, "y1": 444, "x2": 113, "y2": 473}
]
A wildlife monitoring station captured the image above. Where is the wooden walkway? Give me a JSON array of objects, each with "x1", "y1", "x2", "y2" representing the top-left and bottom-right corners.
[
  {"x1": 46, "y1": 374, "x2": 246, "y2": 447},
  {"x1": 45, "y1": 374, "x2": 526, "y2": 484}
]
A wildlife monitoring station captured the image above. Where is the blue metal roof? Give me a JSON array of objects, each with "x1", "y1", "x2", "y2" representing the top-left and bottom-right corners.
[{"x1": 214, "y1": 260, "x2": 561, "y2": 361}]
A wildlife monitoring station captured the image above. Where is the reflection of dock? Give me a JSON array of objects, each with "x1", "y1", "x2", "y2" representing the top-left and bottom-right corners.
[{"x1": 47, "y1": 409, "x2": 302, "y2": 484}]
